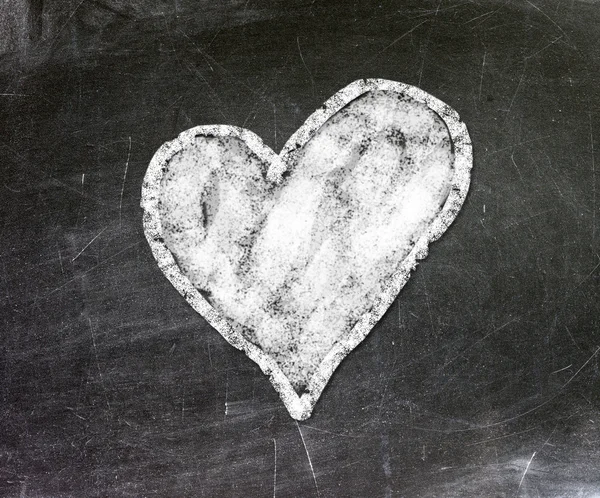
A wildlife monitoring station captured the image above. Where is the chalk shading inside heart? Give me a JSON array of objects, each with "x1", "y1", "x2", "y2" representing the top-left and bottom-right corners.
[{"x1": 158, "y1": 90, "x2": 454, "y2": 392}]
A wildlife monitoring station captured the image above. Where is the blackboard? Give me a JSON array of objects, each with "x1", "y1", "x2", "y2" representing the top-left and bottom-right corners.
[{"x1": 1, "y1": 1, "x2": 599, "y2": 496}]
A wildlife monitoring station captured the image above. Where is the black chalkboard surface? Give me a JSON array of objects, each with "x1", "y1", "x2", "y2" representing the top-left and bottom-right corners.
[{"x1": 1, "y1": 1, "x2": 598, "y2": 496}]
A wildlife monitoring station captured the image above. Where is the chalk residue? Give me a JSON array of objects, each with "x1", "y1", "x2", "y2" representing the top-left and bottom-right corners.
[{"x1": 159, "y1": 90, "x2": 454, "y2": 391}]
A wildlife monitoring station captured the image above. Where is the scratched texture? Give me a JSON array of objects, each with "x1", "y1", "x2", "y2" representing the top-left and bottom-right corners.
[{"x1": 0, "y1": 1, "x2": 599, "y2": 497}]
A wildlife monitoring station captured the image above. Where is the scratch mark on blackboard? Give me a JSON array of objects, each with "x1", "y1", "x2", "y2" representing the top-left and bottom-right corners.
[
  {"x1": 564, "y1": 326, "x2": 580, "y2": 350},
  {"x1": 273, "y1": 104, "x2": 278, "y2": 150},
  {"x1": 464, "y1": 9, "x2": 495, "y2": 25},
  {"x1": 47, "y1": 241, "x2": 141, "y2": 296},
  {"x1": 58, "y1": 248, "x2": 65, "y2": 275},
  {"x1": 365, "y1": 20, "x2": 428, "y2": 65},
  {"x1": 206, "y1": 24, "x2": 223, "y2": 50},
  {"x1": 66, "y1": 406, "x2": 86, "y2": 420},
  {"x1": 119, "y1": 136, "x2": 132, "y2": 228},
  {"x1": 2, "y1": 259, "x2": 12, "y2": 303},
  {"x1": 3, "y1": 183, "x2": 22, "y2": 193},
  {"x1": 72, "y1": 226, "x2": 107, "y2": 262},
  {"x1": 531, "y1": 151, "x2": 566, "y2": 199},
  {"x1": 589, "y1": 113, "x2": 596, "y2": 244},
  {"x1": 525, "y1": 0, "x2": 574, "y2": 49},
  {"x1": 463, "y1": 2, "x2": 507, "y2": 28},
  {"x1": 484, "y1": 346, "x2": 600, "y2": 428},
  {"x1": 466, "y1": 426, "x2": 537, "y2": 446},
  {"x1": 541, "y1": 425, "x2": 559, "y2": 449},
  {"x1": 296, "y1": 422, "x2": 320, "y2": 497},
  {"x1": 48, "y1": 0, "x2": 87, "y2": 47},
  {"x1": 272, "y1": 438, "x2": 277, "y2": 498},
  {"x1": 505, "y1": 62, "x2": 527, "y2": 122},
  {"x1": 184, "y1": 62, "x2": 227, "y2": 120},
  {"x1": 484, "y1": 135, "x2": 553, "y2": 156},
  {"x1": 478, "y1": 51, "x2": 487, "y2": 101},
  {"x1": 301, "y1": 423, "x2": 366, "y2": 439},
  {"x1": 224, "y1": 371, "x2": 229, "y2": 417},
  {"x1": 554, "y1": 0, "x2": 562, "y2": 15},
  {"x1": 207, "y1": 343, "x2": 213, "y2": 368},
  {"x1": 576, "y1": 257, "x2": 600, "y2": 289},
  {"x1": 89, "y1": 317, "x2": 111, "y2": 411},
  {"x1": 377, "y1": 357, "x2": 399, "y2": 418},
  {"x1": 297, "y1": 37, "x2": 315, "y2": 96},
  {"x1": 516, "y1": 451, "x2": 536, "y2": 495},
  {"x1": 179, "y1": 31, "x2": 274, "y2": 106},
  {"x1": 417, "y1": 53, "x2": 426, "y2": 88},
  {"x1": 525, "y1": 35, "x2": 562, "y2": 60},
  {"x1": 441, "y1": 316, "x2": 520, "y2": 370},
  {"x1": 412, "y1": 1, "x2": 471, "y2": 18},
  {"x1": 88, "y1": 0, "x2": 132, "y2": 21},
  {"x1": 550, "y1": 364, "x2": 572, "y2": 375},
  {"x1": 19, "y1": 480, "x2": 27, "y2": 498},
  {"x1": 421, "y1": 273, "x2": 436, "y2": 335},
  {"x1": 178, "y1": 30, "x2": 214, "y2": 71},
  {"x1": 416, "y1": 0, "x2": 441, "y2": 88},
  {"x1": 502, "y1": 208, "x2": 557, "y2": 231},
  {"x1": 242, "y1": 105, "x2": 257, "y2": 128},
  {"x1": 380, "y1": 433, "x2": 392, "y2": 498}
]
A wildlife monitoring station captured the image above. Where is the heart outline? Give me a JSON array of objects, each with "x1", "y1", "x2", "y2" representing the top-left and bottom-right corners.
[{"x1": 141, "y1": 79, "x2": 472, "y2": 420}]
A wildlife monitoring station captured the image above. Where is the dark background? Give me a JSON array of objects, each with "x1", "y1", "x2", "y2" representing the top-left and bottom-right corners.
[{"x1": 1, "y1": 0, "x2": 599, "y2": 496}]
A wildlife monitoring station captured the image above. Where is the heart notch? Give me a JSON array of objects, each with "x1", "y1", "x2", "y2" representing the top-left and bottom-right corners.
[{"x1": 141, "y1": 79, "x2": 472, "y2": 420}]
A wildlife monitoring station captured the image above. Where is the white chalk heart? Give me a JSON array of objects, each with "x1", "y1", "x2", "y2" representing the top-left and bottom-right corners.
[{"x1": 141, "y1": 79, "x2": 472, "y2": 420}]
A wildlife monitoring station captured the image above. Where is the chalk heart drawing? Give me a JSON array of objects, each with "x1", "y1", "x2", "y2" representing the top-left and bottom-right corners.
[{"x1": 141, "y1": 79, "x2": 472, "y2": 420}]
